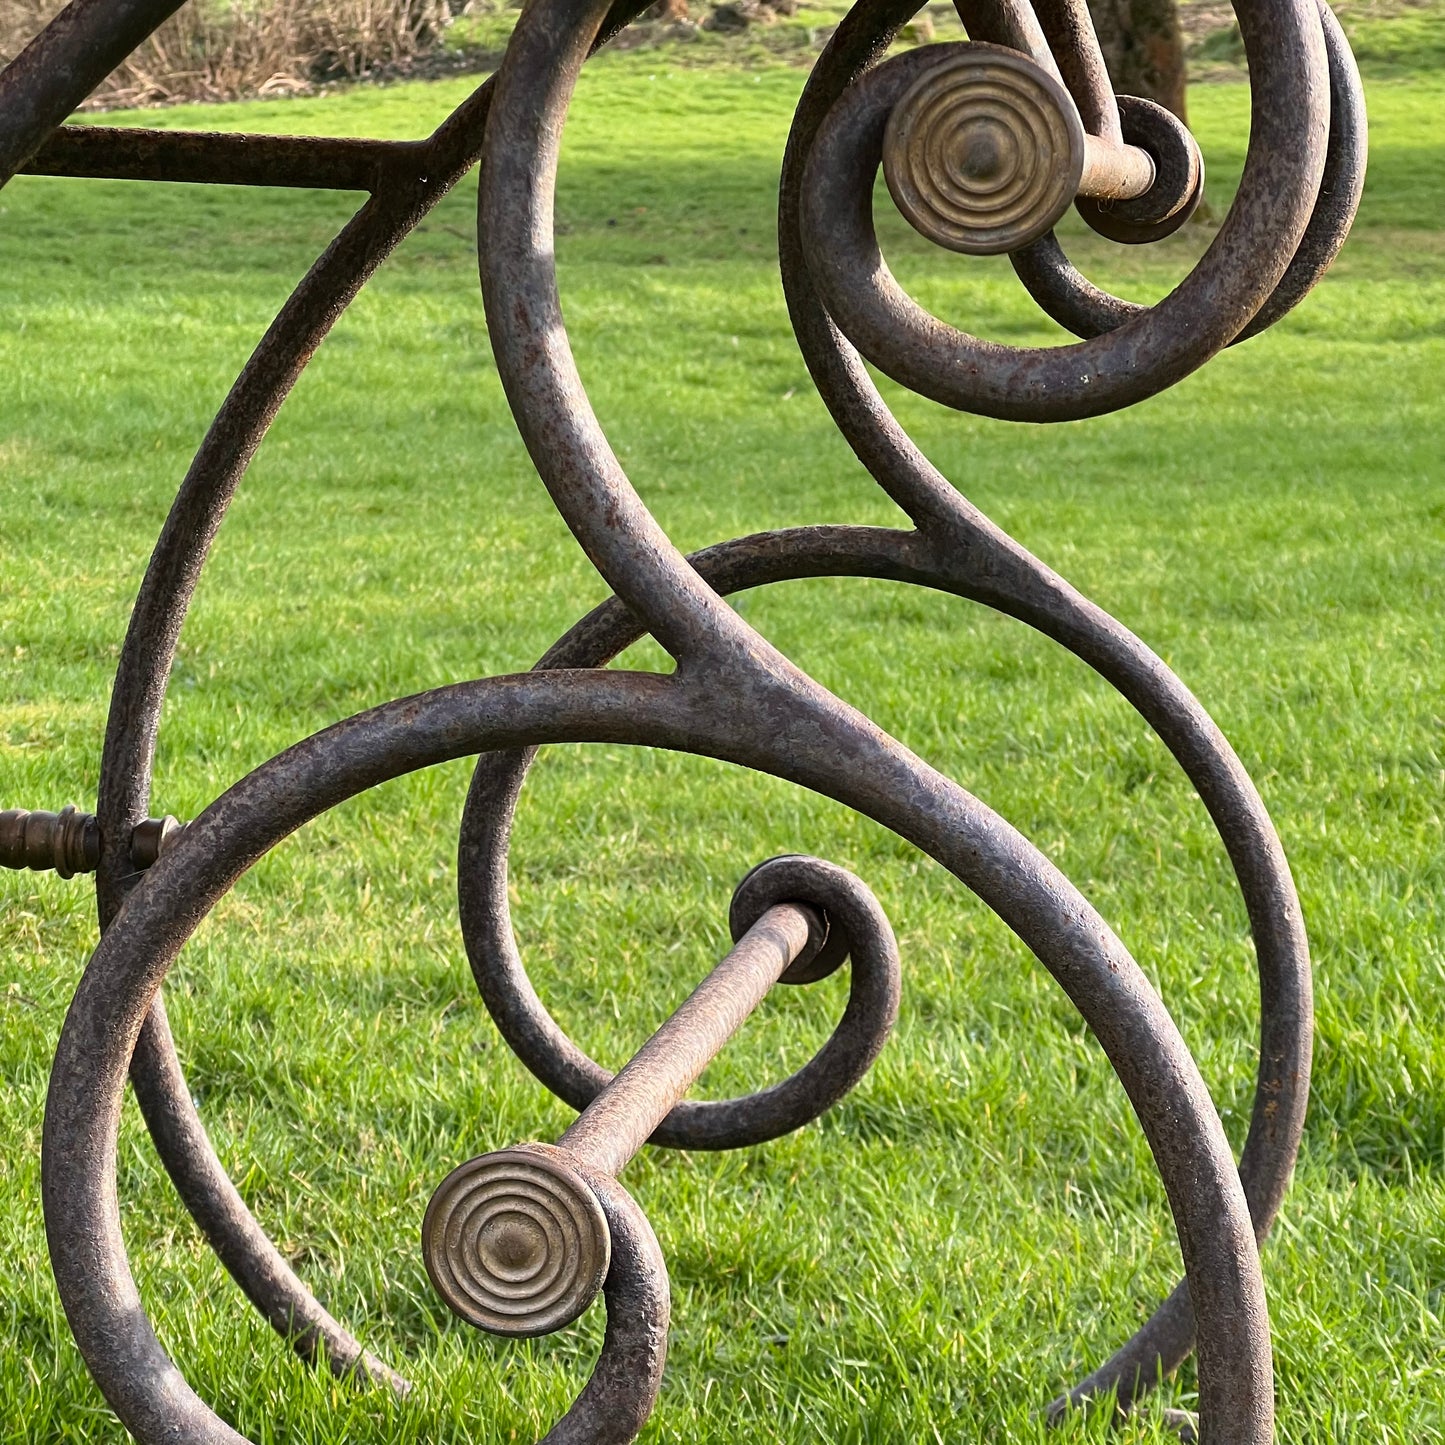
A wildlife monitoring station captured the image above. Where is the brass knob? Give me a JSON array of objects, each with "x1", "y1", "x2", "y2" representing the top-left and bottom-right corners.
[
  {"x1": 422, "y1": 1148, "x2": 610, "y2": 1337},
  {"x1": 882, "y1": 46, "x2": 1086, "y2": 257}
]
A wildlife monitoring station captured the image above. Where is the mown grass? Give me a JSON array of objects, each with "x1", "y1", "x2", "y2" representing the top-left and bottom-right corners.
[
  {"x1": 1192, "y1": 0, "x2": 1445, "y2": 78},
  {"x1": 1, "y1": 38, "x2": 1442, "y2": 1445}
]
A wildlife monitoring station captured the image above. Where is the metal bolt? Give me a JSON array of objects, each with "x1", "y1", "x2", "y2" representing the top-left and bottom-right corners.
[{"x1": 0, "y1": 807, "x2": 183, "y2": 876}]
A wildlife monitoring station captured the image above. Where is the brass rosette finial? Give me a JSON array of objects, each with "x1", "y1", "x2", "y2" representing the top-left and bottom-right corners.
[
  {"x1": 421, "y1": 1148, "x2": 611, "y2": 1337},
  {"x1": 881, "y1": 47, "x2": 1085, "y2": 257}
]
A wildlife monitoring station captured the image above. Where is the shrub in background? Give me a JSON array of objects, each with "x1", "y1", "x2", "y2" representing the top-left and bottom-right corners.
[{"x1": 0, "y1": 0, "x2": 454, "y2": 106}]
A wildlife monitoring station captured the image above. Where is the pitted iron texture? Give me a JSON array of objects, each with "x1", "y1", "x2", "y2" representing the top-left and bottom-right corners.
[{"x1": 0, "y1": 0, "x2": 1364, "y2": 1438}]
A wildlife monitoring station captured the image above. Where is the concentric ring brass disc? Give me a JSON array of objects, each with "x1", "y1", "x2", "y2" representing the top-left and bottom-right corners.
[{"x1": 882, "y1": 47, "x2": 1087, "y2": 256}]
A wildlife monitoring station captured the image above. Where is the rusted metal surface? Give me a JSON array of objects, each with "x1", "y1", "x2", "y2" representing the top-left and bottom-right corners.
[
  {"x1": 23, "y1": 126, "x2": 427, "y2": 190},
  {"x1": 1030, "y1": 0, "x2": 1118, "y2": 138},
  {"x1": 554, "y1": 902, "x2": 828, "y2": 1175},
  {"x1": 0, "y1": 0, "x2": 189, "y2": 184},
  {"x1": 0, "y1": 0, "x2": 1364, "y2": 1437}
]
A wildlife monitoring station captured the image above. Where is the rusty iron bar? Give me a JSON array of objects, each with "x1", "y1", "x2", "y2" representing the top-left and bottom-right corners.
[
  {"x1": 952, "y1": 0, "x2": 1061, "y2": 79},
  {"x1": 1029, "y1": 0, "x2": 1120, "y2": 139},
  {"x1": 21, "y1": 126, "x2": 427, "y2": 191},
  {"x1": 0, "y1": 0, "x2": 190, "y2": 184},
  {"x1": 0, "y1": 0, "x2": 1363, "y2": 1436},
  {"x1": 461, "y1": 845, "x2": 905, "y2": 1152},
  {"x1": 449, "y1": 908, "x2": 818, "y2": 1333},
  {"x1": 555, "y1": 903, "x2": 823, "y2": 1177},
  {"x1": 419, "y1": 885, "x2": 898, "y2": 1342}
]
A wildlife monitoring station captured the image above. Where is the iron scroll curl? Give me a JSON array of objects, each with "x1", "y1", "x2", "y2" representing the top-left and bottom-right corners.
[{"x1": 0, "y1": 0, "x2": 1365, "y2": 1435}]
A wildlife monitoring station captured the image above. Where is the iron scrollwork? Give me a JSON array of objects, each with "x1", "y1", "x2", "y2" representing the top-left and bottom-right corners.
[{"x1": 0, "y1": 0, "x2": 1366, "y2": 1437}]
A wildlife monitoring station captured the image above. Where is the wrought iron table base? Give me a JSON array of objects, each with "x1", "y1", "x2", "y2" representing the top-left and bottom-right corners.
[{"x1": 0, "y1": 0, "x2": 1366, "y2": 1436}]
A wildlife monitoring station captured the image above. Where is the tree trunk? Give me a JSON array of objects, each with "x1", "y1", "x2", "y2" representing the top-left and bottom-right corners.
[{"x1": 1086, "y1": 0, "x2": 1188, "y2": 123}]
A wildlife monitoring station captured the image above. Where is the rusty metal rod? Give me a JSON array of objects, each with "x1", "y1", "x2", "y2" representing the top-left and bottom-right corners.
[
  {"x1": 1079, "y1": 132, "x2": 1156, "y2": 202},
  {"x1": 0, "y1": 807, "x2": 181, "y2": 875},
  {"x1": 952, "y1": 0, "x2": 1064, "y2": 84},
  {"x1": 21, "y1": 126, "x2": 425, "y2": 191},
  {"x1": 0, "y1": 0, "x2": 190, "y2": 185},
  {"x1": 1030, "y1": 0, "x2": 1122, "y2": 142},
  {"x1": 557, "y1": 902, "x2": 820, "y2": 1177}
]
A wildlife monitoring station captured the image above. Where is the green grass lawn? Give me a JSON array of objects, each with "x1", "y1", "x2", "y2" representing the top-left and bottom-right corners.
[{"x1": 1, "y1": 36, "x2": 1443, "y2": 1445}]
